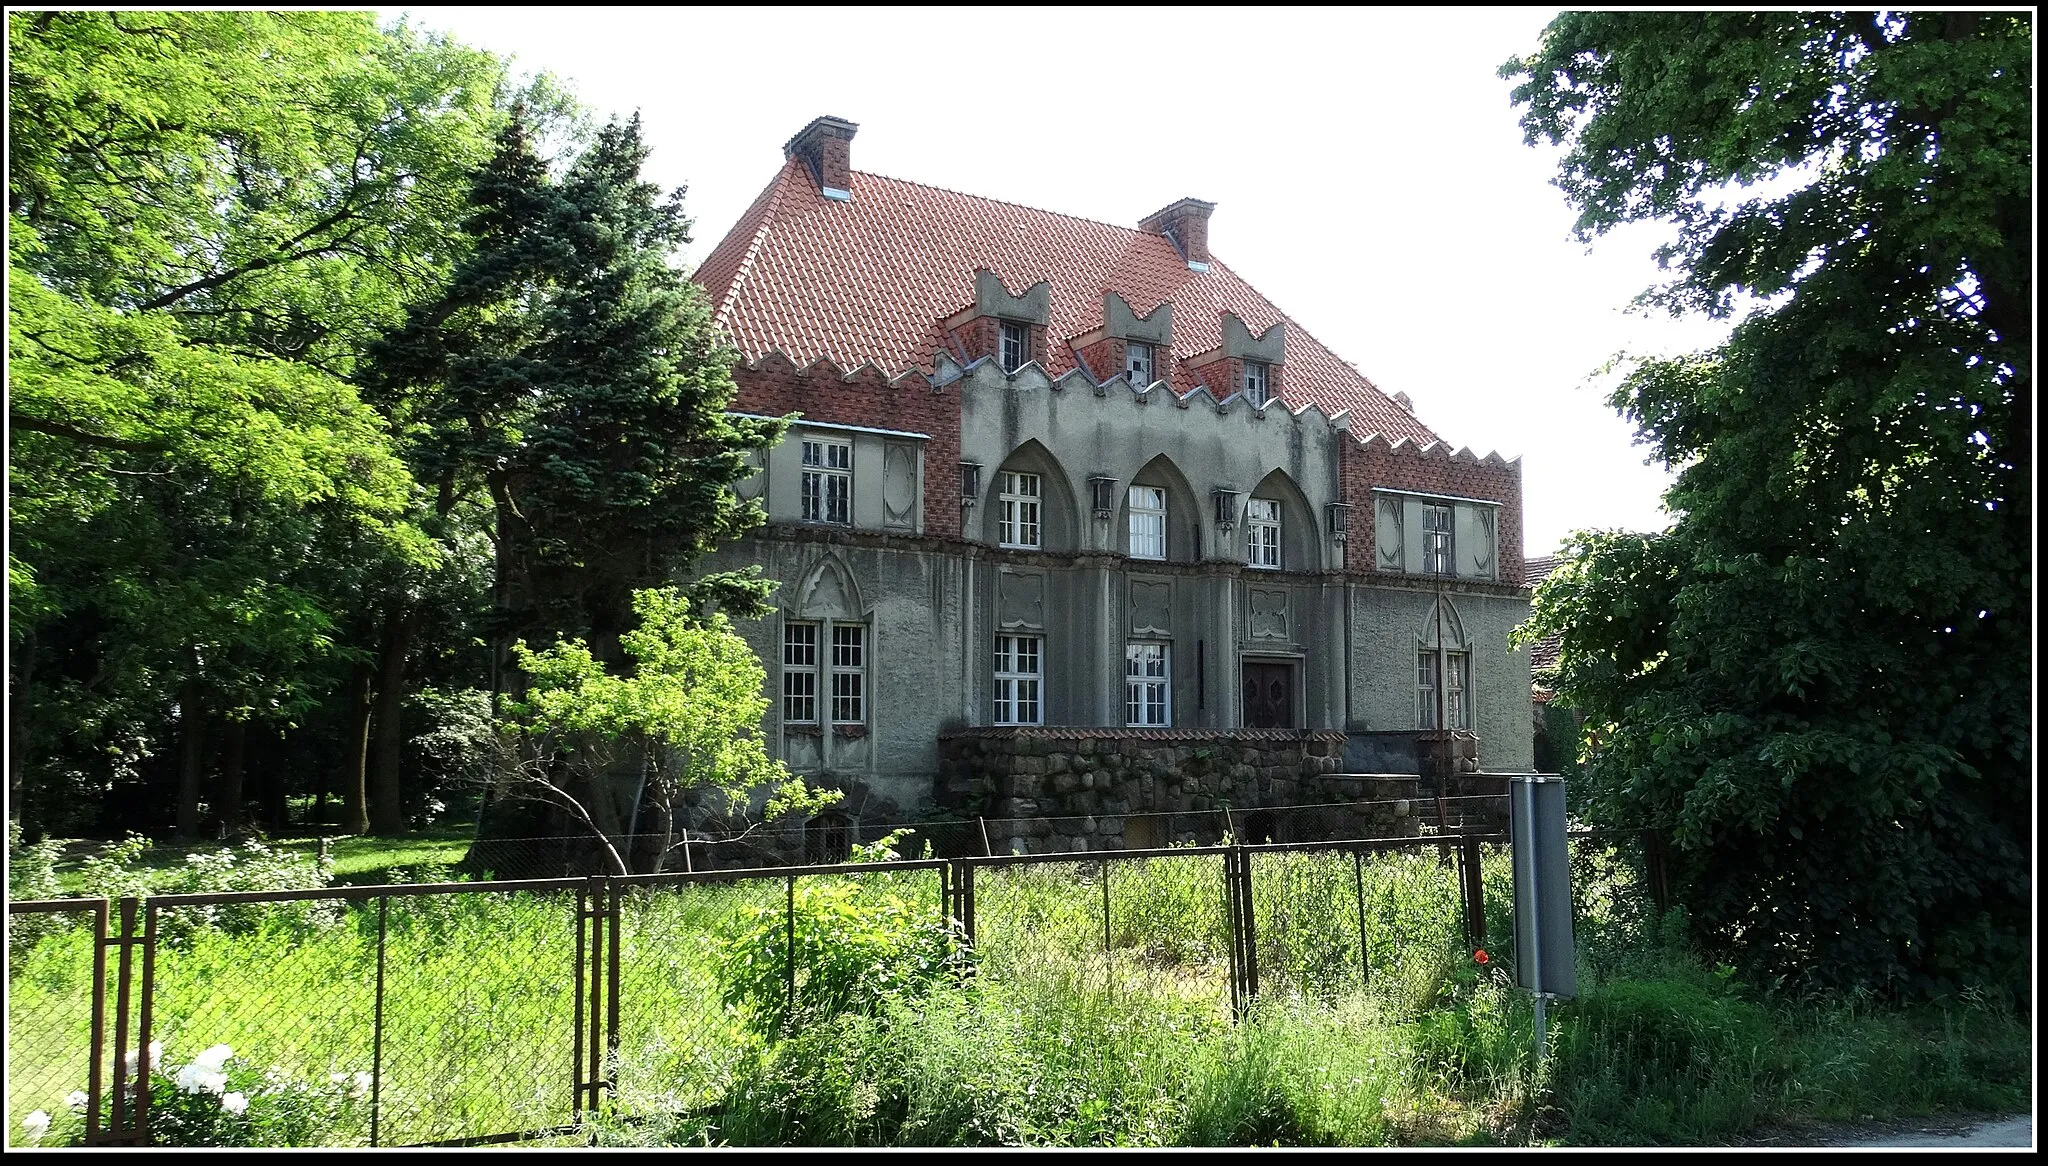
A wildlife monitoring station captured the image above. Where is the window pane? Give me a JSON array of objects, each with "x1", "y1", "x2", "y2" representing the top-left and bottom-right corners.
[{"x1": 784, "y1": 623, "x2": 819, "y2": 722}]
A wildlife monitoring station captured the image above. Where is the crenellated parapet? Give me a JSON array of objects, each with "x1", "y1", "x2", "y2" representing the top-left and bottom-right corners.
[{"x1": 1340, "y1": 431, "x2": 1524, "y2": 585}]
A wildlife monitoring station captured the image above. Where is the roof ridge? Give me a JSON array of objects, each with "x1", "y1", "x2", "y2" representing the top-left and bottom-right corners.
[
  {"x1": 853, "y1": 168, "x2": 1167, "y2": 243},
  {"x1": 709, "y1": 158, "x2": 799, "y2": 329}
]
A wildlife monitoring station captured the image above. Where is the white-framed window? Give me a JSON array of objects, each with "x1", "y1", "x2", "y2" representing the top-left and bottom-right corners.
[
  {"x1": 999, "y1": 321, "x2": 1029, "y2": 372},
  {"x1": 1417, "y1": 649, "x2": 1470, "y2": 730},
  {"x1": 830, "y1": 624, "x2": 866, "y2": 723},
  {"x1": 1126, "y1": 341, "x2": 1155, "y2": 385},
  {"x1": 1126, "y1": 641, "x2": 1171, "y2": 727},
  {"x1": 998, "y1": 471, "x2": 1041, "y2": 548},
  {"x1": 784, "y1": 619, "x2": 868, "y2": 724},
  {"x1": 801, "y1": 438, "x2": 852, "y2": 525},
  {"x1": 783, "y1": 622, "x2": 819, "y2": 723},
  {"x1": 1244, "y1": 361, "x2": 1270, "y2": 406},
  {"x1": 1423, "y1": 503, "x2": 1453, "y2": 575},
  {"x1": 995, "y1": 634, "x2": 1042, "y2": 725},
  {"x1": 1128, "y1": 485, "x2": 1166, "y2": 560},
  {"x1": 1246, "y1": 497, "x2": 1281, "y2": 569}
]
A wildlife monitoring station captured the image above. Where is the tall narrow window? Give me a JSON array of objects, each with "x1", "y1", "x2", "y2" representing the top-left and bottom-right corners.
[
  {"x1": 1243, "y1": 361, "x2": 1270, "y2": 406},
  {"x1": 830, "y1": 624, "x2": 866, "y2": 723},
  {"x1": 1126, "y1": 341, "x2": 1155, "y2": 385},
  {"x1": 783, "y1": 622, "x2": 819, "y2": 723},
  {"x1": 995, "y1": 634, "x2": 1042, "y2": 725},
  {"x1": 999, "y1": 321, "x2": 1029, "y2": 372},
  {"x1": 1422, "y1": 503, "x2": 1453, "y2": 574},
  {"x1": 1128, "y1": 485, "x2": 1166, "y2": 560},
  {"x1": 1126, "y1": 642, "x2": 1171, "y2": 727},
  {"x1": 801, "y1": 439, "x2": 852, "y2": 524},
  {"x1": 998, "y1": 471, "x2": 1041, "y2": 548},
  {"x1": 1418, "y1": 649, "x2": 1471, "y2": 729},
  {"x1": 1245, "y1": 497, "x2": 1281, "y2": 568}
]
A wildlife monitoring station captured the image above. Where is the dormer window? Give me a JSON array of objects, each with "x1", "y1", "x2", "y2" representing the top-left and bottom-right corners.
[
  {"x1": 1244, "y1": 361, "x2": 1271, "y2": 406},
  {"x1": 999, "y1": 321, "x2": 1029, "y2": 372},
  {"x1": 801, "y1": 438, "x2": 852, "y2": 525},
  {"x1": 1126, "y1": 341, "x2": 1155, "y2": 385}
]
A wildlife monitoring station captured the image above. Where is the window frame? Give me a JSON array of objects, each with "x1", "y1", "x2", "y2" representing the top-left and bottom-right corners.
[
  {"x1": 1416, "y1": 647, "x2": 1471, "y2": 730},
  {"x1": 783, "y1": 621, "x2": 820, "y2": 723},
  {"x1": 1125, "y1": 641, "x2": 1172, "y2": 727},
  {"x1": 801, "y1": 437, "x2": 853, "y2": 525},
  {"x1": 998, "y1": 470, "x2": 1042, "y2": 549},
  {"x1": 1126, "y1": 340, "x2": 1155, "y2": 385},
  {"x1": 1244, "y1": 360, "x2": 1270, "y2": 406},
  {"x1": 829, "y1": 623, "x2": 866, "y2": 725},
  {"x1": 1422, "y1": 502, "x2": 1454, "y2": 575},
  {"x1": 1245, "y1": 496, "x2": 1281, "y2": 569},
  {"x1": 1128, "y1": 484, "x2": 1167, "y2": 560},
  {"x1": 999, "y1": 320, "x2": 1029, "y2": 373},
  {"x1": 994, "y1": 633, "x2": 1043, "y2": 726}
]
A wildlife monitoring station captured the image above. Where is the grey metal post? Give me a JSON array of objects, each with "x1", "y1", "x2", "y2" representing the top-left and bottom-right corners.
[{"x1": 1511, "y1": 774, "x2": 1575, "y2": 1073}]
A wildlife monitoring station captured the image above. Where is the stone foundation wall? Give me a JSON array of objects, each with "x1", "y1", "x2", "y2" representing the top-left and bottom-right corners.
[{"x1": 937, "y1": 727, "x2": 1421, "y2": 853}]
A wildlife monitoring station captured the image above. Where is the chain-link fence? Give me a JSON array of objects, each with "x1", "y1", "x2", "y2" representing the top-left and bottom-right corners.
[{"x1": 7, "y1": 829, "x2": 1666, "y2": 1148}]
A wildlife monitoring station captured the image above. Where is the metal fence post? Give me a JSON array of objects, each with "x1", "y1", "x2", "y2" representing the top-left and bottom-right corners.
[
  {"x1": 1353, "y1": 848, "x2": 1370, "y2": 988},
  {"x1": 371, "y1": 894, "x2": 388, "y2": 1146},
  {"x1": 108, "y1": 897, "x2": 136, "y2": 1142},
  {"x1": 572, "y1": 880, "x2": 587, "y2": 1123},
  {"x1": 784, "y1": 874, "x2": 797, "y2": 1023},
  {"x1": 1461, "y1": 835, "x2": 1486, "y2": 947},
  {"x1": 606, "y1": 876, "x2": 621, "y2": 1105},
  {"x1": 136, "y1": 901, "x2": 157, "y2": 1144},
  {"x1": 83, "y1": 898, "x2": 109, "y2": 1144}
]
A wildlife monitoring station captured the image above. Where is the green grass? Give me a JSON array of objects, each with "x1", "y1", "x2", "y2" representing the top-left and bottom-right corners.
[
  {"x1": 47, "y1": 830, "x2": 476, "y2": 894},
  {"x1": 7, "y1": 842, "x2": 2030, "y2": 1148}
]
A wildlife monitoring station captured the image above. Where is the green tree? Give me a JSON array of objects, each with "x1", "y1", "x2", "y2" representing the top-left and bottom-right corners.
[
  {"x1": 1504, "y1": 13, "x2": 2030, "y2": 997},
  {"x1": 7, "y1": 11, "x2": 505, "y2": 835},
  {"x1": 366, "y1": 112, "x2": 785, "y2": 862},
  {"x1": 498, "y1": 587, "x2": 835, "y2": 875}
]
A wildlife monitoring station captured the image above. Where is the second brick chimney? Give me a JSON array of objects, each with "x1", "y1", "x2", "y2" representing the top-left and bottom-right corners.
[
  {"x1": 784, "y1": 116, "x2": 858, "y2": 201},
  {"x1": 1139, "y1": 198, "x2": 1216, "y2": 271}
]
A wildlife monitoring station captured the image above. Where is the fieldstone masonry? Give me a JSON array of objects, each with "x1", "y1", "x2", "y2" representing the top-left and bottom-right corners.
[{"x1": 937, "y1": 727, "x2": 1421, "y2": 854}]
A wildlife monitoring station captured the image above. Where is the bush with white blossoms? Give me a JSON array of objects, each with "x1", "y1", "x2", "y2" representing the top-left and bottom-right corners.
[{"x1": 139, "y1": 1043, "x2": 372, "y2": 1147}]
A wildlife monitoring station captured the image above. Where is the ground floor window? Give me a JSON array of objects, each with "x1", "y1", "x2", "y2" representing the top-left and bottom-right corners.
[
  {"x1": 1417, "y1": 649, "x2": 1470, "y2": 730},
  {"x1": 784, "y1": 619, "x2": 868, "y2": 725},
  {"x1": 995, "y1": 634, "x2": 1042, "y2": 725},
  {"x1": 1126, "y1": 641, "x2": 1171, "y2": 727}
]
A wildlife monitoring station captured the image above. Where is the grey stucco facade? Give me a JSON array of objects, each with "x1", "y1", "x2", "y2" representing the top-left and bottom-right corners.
[{"x1": 700, "y1": 360, "x2": 1534, "y2": 819}]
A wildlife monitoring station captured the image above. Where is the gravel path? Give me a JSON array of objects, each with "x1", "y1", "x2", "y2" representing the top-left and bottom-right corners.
[{"x1": 1735, "y1": 1113, "x2": 2033, "y2": 1149}]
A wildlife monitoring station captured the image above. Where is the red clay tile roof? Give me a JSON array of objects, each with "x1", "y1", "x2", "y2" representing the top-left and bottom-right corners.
[
  {"x1": 694, "y1": 158, "x2": 1439, "y2": 444},
  {"x1": 1522, "y1": 555, "x2": 1564, "y2": 679}
]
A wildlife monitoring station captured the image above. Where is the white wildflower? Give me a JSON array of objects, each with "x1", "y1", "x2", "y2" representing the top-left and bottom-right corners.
[
  {"x1": 65, "y1": 1090, "x2": 88, "y2": 1110},
  {"x1": 220, "y1": 1092, "x2": 248, "y2": 1115},
  {"x1": 121, "y1": 1040, "x2": 163, "y2": 1076},
  {"x1": 174, "y1": 1064, "x2": 227, "y2": 1096},
  {"x1": 191, "y1": 1044, "x2": 234, "y2": 1072},
  {"x1": 349, "y1": 1071, "x2": 373, "y2": 1100},
  {"x1": 22, "y1": 1111, "x2": 51, "y2": 1142},
  {"x1": 329, "y1": 1072, "x2": 349, "y2": 1086}
]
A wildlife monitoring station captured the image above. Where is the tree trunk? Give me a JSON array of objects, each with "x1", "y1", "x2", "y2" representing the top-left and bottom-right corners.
[
  {"x1": 176, "y1": 680, "x2": 207, "y2": 840},
  {"x1": 259, "y1": 729, "x2": 288, "y2": 833},
  {"x1": 338, "y1": 661, "x2": 372, "y2": 835},
  {"x1": 9, "y1": 634, "x2": 31, "y2": 827},
  {"x1": 368, "y1": 603, "x2": 421, "y2": 835},
  {"x1": 216, "y1": 719, "x2": 247, "y2": 838}
]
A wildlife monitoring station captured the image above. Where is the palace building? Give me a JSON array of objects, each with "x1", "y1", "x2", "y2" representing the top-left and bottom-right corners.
[{"x1": 691, "y1": 117, "x2": 1532, "y2": 848}]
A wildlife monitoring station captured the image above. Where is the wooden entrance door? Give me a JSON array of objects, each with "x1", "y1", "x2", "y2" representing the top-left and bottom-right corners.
[{"x1": 1241, "y1": 662, "x2": 1293, "y2": 729}]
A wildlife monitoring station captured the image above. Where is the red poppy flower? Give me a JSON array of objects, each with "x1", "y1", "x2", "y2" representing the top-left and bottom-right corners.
[{"x1": 1473, "y1": 949, "x2": 1490, "y2": 965}]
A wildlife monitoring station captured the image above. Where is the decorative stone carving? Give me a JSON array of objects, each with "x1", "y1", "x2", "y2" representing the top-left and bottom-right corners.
[
  {"x1": 735, "y1": 448, "x2": 768, "y2": 502},
  {"x1": 784, "y1": 731, "x2": 822, "y2": 772},
  {"x1": 1248, "y1": 587, "x2": 1290, "y2": 640},
  {"x1": 882, "y1": 442, "x2": 916, "y2": 528},
  {"x1": 1470, "y1": 508, "x2": 1496, "y2": 576},
  {"x1": 796, "y1": 555, "x2": 863, "y2": 620},
  {"x1": 1376, "y1": 496, "x2": 1403, "y2": 570},
  {"x1": 998, "y1": 569, "x2": 1044, "y2": 630},
  {"x1": 1129, "y1": 578, "x2": 1172, "y2": 637}
]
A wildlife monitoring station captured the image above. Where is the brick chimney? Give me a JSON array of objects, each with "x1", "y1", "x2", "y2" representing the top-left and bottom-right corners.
[
  {"x1": 784, "y1": 116, "x2": 858, "y2": 202},
  {"x1": 1139, "y1": 198, "x2": 1215, "y2": 271}
]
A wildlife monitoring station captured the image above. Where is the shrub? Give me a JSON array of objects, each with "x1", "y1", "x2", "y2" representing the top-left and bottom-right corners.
[{"x1": 714, "y1": 871, "x2": 970, "y2": 1037}]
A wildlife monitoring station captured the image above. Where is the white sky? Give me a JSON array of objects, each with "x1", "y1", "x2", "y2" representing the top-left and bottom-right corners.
[{"x1": 390, "y1": 6, "x2": 1735, "y2": 558}]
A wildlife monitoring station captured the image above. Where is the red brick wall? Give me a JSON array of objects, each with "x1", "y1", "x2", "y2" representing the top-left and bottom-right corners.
[
  {"x1": 1338, "y1": 435, "x2": 1524, "y2": 583},
  {"x1": 732, "y1": 354, "x2": 964, "y2": 539}
]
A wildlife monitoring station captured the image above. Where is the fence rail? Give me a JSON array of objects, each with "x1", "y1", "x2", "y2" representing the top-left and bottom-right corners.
[{"x1": 7, "y1": 829, "x2": 1666, "y2": 1149}]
